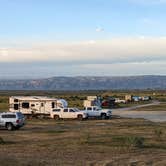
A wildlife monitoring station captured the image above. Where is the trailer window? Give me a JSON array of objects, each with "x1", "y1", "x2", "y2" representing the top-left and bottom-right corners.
[
  {"x1": 14, "y1": 99, "x2": 18, "y2": 102},
  {"x1": 31, "y1": 104, "x2": 35, "y2": 107},
  {"x1": 52, "y1": 102, "x2": 55, "y2": 108},
  {"x1": 41, "y1": 103, "x2": 44, "y2": 107},
  {"x1": 14, "y1": 104, "x2": 19, "y2": 110},
  {"x1": 22, "y1": 102, "x2": 29, "y2": 109},
  {"x1": 87, "y1": 107, "x2": 92, "y2": 110}
]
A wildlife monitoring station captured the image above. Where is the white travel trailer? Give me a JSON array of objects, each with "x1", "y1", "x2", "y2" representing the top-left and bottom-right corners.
[{"x1": 9, "y1": 96, "x2": 68, "y2": 117}]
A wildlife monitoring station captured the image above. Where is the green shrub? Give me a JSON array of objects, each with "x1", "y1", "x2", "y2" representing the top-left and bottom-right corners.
[
  {"x1": 112, "y1": 136, "x2": 145, "y2": 148},
  {"x1": 0, "y1": 137, "x2": 5, "y2": 144},
  {"x1": 80, "y1": 133, "x2": 91, "y2": 145},
  {"x1": 154, "y1": 129, "x2": 163, "y2": 140}
]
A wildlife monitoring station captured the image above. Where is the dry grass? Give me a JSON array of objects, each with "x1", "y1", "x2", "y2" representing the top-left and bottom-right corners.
[
  {"x1": 0, "y1": 90, "x2": 166, "y2": 165},
  {"x1": 0, "y1": 118, "x2": 166, "y2": 166}
]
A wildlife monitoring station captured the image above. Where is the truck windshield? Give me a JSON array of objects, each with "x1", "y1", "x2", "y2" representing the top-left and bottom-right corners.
[
  {"x1": 69, "y1": 109, "x2": 75, "y2": 112},
  {"x1": 73, "y1": 108, "x2": 80, "y2": 112}
]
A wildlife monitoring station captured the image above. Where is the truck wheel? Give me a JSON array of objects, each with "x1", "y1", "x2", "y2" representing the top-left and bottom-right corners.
[
  {"x1": 77, "y1": 115, "x2": 83, "y2": 121},
  {"x1": 54, "y1": 115, "x2": 60, "y2": 120},
  {"x1": 108, "y1": 115, "x2": 112, "y2": 120},
  {"x1": 101, "y1": 113, "x2": 106, "y2": 120},
  {"x1": 15, "y1": 126, "x2": 20, "y2": 130},
  {"x1": 6, "y1": 123, "x2": 14, "y2": 131}
]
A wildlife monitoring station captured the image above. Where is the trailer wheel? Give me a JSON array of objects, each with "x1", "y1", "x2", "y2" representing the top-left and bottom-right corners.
[
  {"x1": 77, "y1": 114, "x2": 83, "y2": 121},
  {"x1": 6, "y1": 123, "x2": 14, "y2": 131},
  {"x1": 54, "y1": 115, "x2": 60, "y2": 120}
]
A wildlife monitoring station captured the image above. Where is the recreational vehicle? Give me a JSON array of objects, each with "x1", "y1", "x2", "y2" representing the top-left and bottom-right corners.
[{"x1": 9, "y1": 96, "x2": 68, "y2": 117}]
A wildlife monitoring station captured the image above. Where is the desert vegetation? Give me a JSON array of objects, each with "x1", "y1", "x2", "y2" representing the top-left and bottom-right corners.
[
  {"x1": 0, "y1": 90, "x2": 166, "y2": 165},
  {"x1": 0, "y1": 90, "x2": 166, "y2": 112},
  {"x1": 0, "y1": 118, "x2": 166, "y2": 165}
]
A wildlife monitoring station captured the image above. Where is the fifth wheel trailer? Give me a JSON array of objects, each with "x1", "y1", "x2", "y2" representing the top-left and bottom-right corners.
[{"x1": 9, "y1": 96, "x2": 68, "y2": 117}]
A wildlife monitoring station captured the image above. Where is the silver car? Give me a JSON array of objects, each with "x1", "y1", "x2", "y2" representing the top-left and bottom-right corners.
[{"x1": 0, "y1": 112, "x2": 25, "y2": 131}]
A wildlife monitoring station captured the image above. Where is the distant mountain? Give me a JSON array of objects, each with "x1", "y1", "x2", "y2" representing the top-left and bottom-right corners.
[{"x1": 0, "y1": 76, "x2": 166, "y2": 90}]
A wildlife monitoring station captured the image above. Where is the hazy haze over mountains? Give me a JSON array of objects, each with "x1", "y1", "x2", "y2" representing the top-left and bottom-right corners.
[{"x1": 0, "y1": 75, "x2": 165, "y2": 90}]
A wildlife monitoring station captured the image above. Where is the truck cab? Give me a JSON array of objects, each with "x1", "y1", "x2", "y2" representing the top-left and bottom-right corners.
[{"x1": 83, "y1": 106, "x2": 112, "y2": 119}]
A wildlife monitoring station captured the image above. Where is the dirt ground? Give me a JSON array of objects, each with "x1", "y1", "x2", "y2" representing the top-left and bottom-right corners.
[{"x1": 0, "y1": 118, "x2": 166, "y2": 166}]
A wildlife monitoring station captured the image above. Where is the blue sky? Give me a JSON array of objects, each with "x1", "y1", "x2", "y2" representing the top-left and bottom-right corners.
[{"x1": 0, "y1": 0, "x2": 166, "y2": 78}]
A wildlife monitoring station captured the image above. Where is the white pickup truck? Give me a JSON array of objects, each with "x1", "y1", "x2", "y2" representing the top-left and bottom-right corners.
[
  {"x1": 50, "y1": 108, "x2": 88, "y2": 120},
  {"x1": 82, "y1": 106, "x2": 112, "y2": 119}
]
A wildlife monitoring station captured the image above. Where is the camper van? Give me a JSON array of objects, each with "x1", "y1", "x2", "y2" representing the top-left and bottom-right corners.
[{"x1": 9, "y1": 96, "x2": 68, "y2": 117}]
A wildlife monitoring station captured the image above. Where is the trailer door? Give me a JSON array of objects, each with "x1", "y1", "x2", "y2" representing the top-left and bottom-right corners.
[{"x1": 40, "y1": 102, "x2": 45, "y2": 114}]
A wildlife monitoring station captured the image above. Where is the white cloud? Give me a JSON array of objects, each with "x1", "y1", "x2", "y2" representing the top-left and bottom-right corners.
[
  {"x1": 87, "y1": 40, "x2": 96, "y2": 44},
  {"x1": 0, "y1": 37, "x2": 166, "y2": 65},
  {"x1": 78, "y1": 61, "x2": 166, "y2": 76},
  {"x1": 0, "y1": 49, "x2": 8, "y2": 57},
  {"x1": 96, "y1": 27, "x2": 104, "y2": 32},
  {"x1": 141, "y1": 18, "x2": 157, "y2": 25}
]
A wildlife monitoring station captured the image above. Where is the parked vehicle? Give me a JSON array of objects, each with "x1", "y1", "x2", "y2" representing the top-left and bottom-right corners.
[
  {"x1": 9, "y1": 96, "x2": 68, "y2": 117},
  {"x1": 102, "y1": 98, "x2": 116, "y2": 108},
  {"x1": 132, "y1": 96, "x2": 142, "y2": 102},
  {"x1": 0, "y1": 112, "x2": 25, "y2": 131},
  {"x1": 115, "y1": 98, "x2": 126, "y2": 104},
  {"x1": 83, "y1": 106, "x2": 112, "y2": 119},
  {"x1": 50, "y1": 108, "x2": 88, "y2": 120},
  {"x1": 83, "y1": 96, "x2": 101, "y2": 108},
  {"x1": 141, "y1": 96, "x2": 151, "y2": 101}
]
